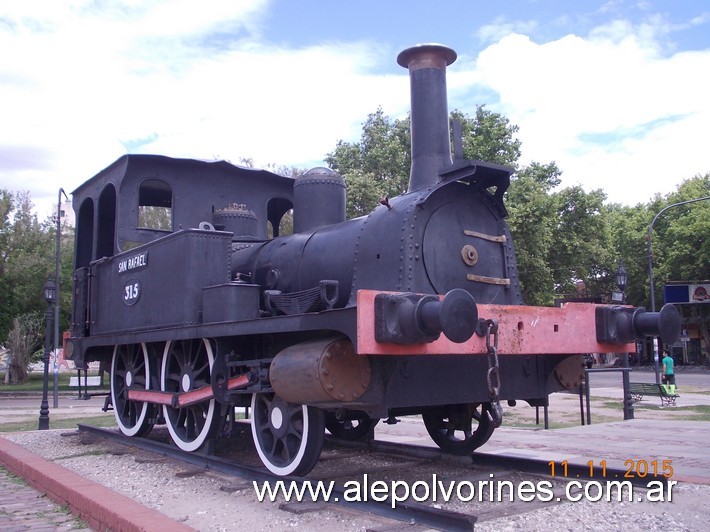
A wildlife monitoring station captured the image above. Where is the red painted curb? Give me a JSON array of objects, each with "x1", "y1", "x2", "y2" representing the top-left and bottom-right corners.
[{"x1": 0, "y1": 435, "x2": 195, "y2": 532}]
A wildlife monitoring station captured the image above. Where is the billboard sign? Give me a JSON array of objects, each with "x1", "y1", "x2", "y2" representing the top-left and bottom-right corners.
[{"x1": 664, "y1": 283, "x2": 710, "y2": 304}]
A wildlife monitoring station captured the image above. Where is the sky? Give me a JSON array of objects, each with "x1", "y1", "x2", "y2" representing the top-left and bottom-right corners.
[{"x1": 1, "y1": 0, "x2": 709, "y2": 219}]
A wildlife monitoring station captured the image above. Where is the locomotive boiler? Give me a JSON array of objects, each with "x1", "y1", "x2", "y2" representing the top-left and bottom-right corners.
[{"x1": 66, "y1": 43, "x2": 679, "y2": 476}]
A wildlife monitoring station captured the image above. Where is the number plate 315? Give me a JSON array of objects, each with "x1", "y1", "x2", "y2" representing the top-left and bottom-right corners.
[{"x1": 123, "y1": 278, "x2": 141, "y2": 306}]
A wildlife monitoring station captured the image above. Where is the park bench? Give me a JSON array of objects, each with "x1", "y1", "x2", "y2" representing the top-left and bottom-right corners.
[
  {"x1": 628, "y1": 382, "x2": 679, "y2": 407},
  {"x1": 69, "y1": 372, "x2": 107, "y2": 400},
  {"x1": 68, "y1": 375, "x2": 102, "y2": 387}
]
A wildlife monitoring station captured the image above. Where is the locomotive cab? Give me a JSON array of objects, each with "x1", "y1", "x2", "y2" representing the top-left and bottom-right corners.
[
  {"x1": 69, "y1": 155, "x2": 297, "y2": 341},
  {"x1": 72, "y1": 154, "x2": 296, "y2": 265}
]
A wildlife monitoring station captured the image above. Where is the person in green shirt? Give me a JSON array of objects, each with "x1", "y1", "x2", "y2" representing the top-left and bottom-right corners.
[{"x1": 662, "y1": 349, "x2": 675, "y2": 386}]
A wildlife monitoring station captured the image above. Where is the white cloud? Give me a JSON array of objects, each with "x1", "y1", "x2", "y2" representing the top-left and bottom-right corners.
[
  {"x1": 469, "y1": 19, "x2": 710, "y2": 203},
  {"x1": 476, "y1": 16, "x2": 538, "y2": 45},
  {"x1": 1, "y1": 2, "x2": 707, "y2": 220},
  {"x1": 0, "y1": 0, "x2": 407, "y2": 218}
]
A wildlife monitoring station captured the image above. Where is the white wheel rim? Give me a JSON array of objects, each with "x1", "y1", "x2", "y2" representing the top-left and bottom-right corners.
[
  {"x1": 110, "y1": 343, "x2": 150, "y2": 437},
  {"x1": 251, "y1": 393, "x2": 310, "y2": 476},
  {"x1": 161, "y1": 339, "x2": 216, "y2": 452}
]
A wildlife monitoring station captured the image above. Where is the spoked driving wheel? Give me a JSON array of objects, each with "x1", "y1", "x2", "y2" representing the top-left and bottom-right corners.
[
  {"x1": 325, "y1": 413, "x2": 378, "y2": 441},
  {"x1": 422, "y1": 402, "x2": 494, "y2": 455},
  {"x1": 251, "y1": 393, "x2": 325, "y2": 476},
  {"x1": 111, "y1": 343, "x2": 154, "y2": 437},
  {"x1": 161, "y1": 338, "x2": 221, "y2": 452}
]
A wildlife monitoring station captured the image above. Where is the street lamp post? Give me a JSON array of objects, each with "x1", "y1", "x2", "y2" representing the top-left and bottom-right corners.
[
  {"x1": 611, "y1": 262, "x2": 628, "y2": 304},
  {"x1": 39, "y1": 279, "x2": 56, "y2": 430},
  {"x1": 53, "y1": 188, "x2": 69, "y2": 408},
  {"x1": 647, "y1": 195, "x2": 710, "y2": 383},
  {"x1": 615, "y1": 263, "x2": 627, "y2": 304}
]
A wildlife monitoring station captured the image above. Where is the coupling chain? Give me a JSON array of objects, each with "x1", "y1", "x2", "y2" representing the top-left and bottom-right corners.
[{"x1": 484, "y1": 318, "x2": 503, "y2": 428}]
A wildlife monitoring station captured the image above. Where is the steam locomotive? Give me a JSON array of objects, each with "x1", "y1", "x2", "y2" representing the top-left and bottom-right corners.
[{"x1": 66, "y1": 44, "x2": 679, "y2": 476}]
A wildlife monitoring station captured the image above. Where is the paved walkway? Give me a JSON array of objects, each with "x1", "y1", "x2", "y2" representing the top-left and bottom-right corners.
[
  {"x1": 0, "y1": 437, "x2": 195, "y2": 532},
  {"x1": 0, "y1": 392, "x2": 101, "y2": 531},
  {"x1": 375, "y1": 382, "x2": 710, "y2": 485},
  {"x1": 0, "y1": 467, "x2": 90, "y2": 531},
  {"x1": 0, "y1": 390, "x2": 194, "y2": 531},
  {"x1": 0, "y1": 393, "x2": 109, "y2": 426}
]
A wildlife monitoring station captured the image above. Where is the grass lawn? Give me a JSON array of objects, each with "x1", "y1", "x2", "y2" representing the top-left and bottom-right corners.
[
  {"x1": 0, "y1": 414, "x2": 116, "y2": 433},
  {"x1": 0, "y1": 371, "x2": 108, "y2": 393},
  {"x1": 0, "y1": 371, "x2": 113, "y2": 433}
]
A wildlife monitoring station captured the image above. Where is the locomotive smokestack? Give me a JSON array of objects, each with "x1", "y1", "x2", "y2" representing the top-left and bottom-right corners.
[{"x1": 397, "y1": 43, "x2": 457, "y2": 193}]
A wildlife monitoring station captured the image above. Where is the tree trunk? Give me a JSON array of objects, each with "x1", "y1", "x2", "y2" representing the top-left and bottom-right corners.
[{"x1": 8, "y1": 356, "x2": 29, "y2": 384}]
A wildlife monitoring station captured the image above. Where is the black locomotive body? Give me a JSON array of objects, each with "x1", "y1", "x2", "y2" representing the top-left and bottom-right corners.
[{"x1": 66, "y1": 44, "x2": 677, "y2": 476}]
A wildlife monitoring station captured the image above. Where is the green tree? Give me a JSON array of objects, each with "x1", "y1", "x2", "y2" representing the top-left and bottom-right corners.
[
  {"x1": 4, "y1": 313, "x2": 43, "y2": 384},
  {"x1": 505, "y1": 162, "x2": 561, "y2": 305},
  {"x1": 548, "y1": 186, "x2": 614, "y2": 299},
  {"x1": 508, "y1": 164, "x2": 619, "y2": 306},
  {"x1": 451, "y1": 107, "x2": 521, "y2": 167},
  {"x1": 656, "y1": 174, "x2": 710, "y2": 283},
  {"x1": 605, "y1": 202, "x2": 651, "y2": 307},
  {"x1": 642, "y1": 174, "x2": 710, "y2": 358},
  {"x1": 0, "y1": 189, "x2": 74, "y2": 379},
  {"x1": 627, "y1": 174, "x2": 710, "y2": 310},
  {"x1": 0, "y1": 190, "x2": 55, "y2": 342},
  {"x1": 0, "y1": 189, "x2": 13, "y2": 338},
  {"x1": 325, "y1": 108, "x2": 411, "y2": 218},
  {"x1": 326, "y1": 106, "x2": 523, "y2": 219}
]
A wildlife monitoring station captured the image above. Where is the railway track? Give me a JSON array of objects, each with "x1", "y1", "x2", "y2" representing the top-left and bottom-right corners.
[
  {"x1": 345, "y1": 437, "x2": 670, "y2": 489},
  {"x1": 74, "y1": 422, "x2": 668, "y2": 531},
  {"x1": 77, "y1": 424, "x2": 478, "y2": 530}
]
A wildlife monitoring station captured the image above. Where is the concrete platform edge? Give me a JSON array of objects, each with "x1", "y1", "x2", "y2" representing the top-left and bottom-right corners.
[{"x1": 0, "y1": 435, "x2": 195, "y2": 532}]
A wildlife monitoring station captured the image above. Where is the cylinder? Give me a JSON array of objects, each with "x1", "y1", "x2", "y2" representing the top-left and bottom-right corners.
[
  {"x1": 269, "y1": 338, "x2": 371, "y2": 404},
  {"x1": 397, "y1": 43, "x2": 457, "y2": 193}
]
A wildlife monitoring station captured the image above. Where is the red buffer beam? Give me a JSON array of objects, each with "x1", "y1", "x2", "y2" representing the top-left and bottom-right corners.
[{"x1": 356, "y1": 290, "x2": 636, "y2": 356}]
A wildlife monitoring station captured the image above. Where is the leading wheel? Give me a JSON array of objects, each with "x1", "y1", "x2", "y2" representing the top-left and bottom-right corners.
[
  {"x1": 422, "y1": 403, "x2": 494, "y2": 455},
  {"x1": 326, "y1": 413, "x2": 378, "y2": 441},
  {"x1": 251, "y1": 393, "x2": 325, "y2": 476},
  {"x1": 161, "y1": 338, "x2": 221, "y2": 452},
  {"x1": 111, "y1": 343, "x2": 154, "y2": 437}
]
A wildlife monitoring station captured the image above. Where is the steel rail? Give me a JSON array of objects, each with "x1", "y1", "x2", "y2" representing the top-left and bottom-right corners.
[
  {"x1": 77, "y1": 423, "x2": 670, "y2": 529},
  {"x1": 76, "y1": 424, "x2": 477, "y2": 531},
  {"x1": 332, "y1": 436, "x2": 670, "y2": 489},
  {"x1": 470, "y1": 453, "x2": 670, "y2": 489}
]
